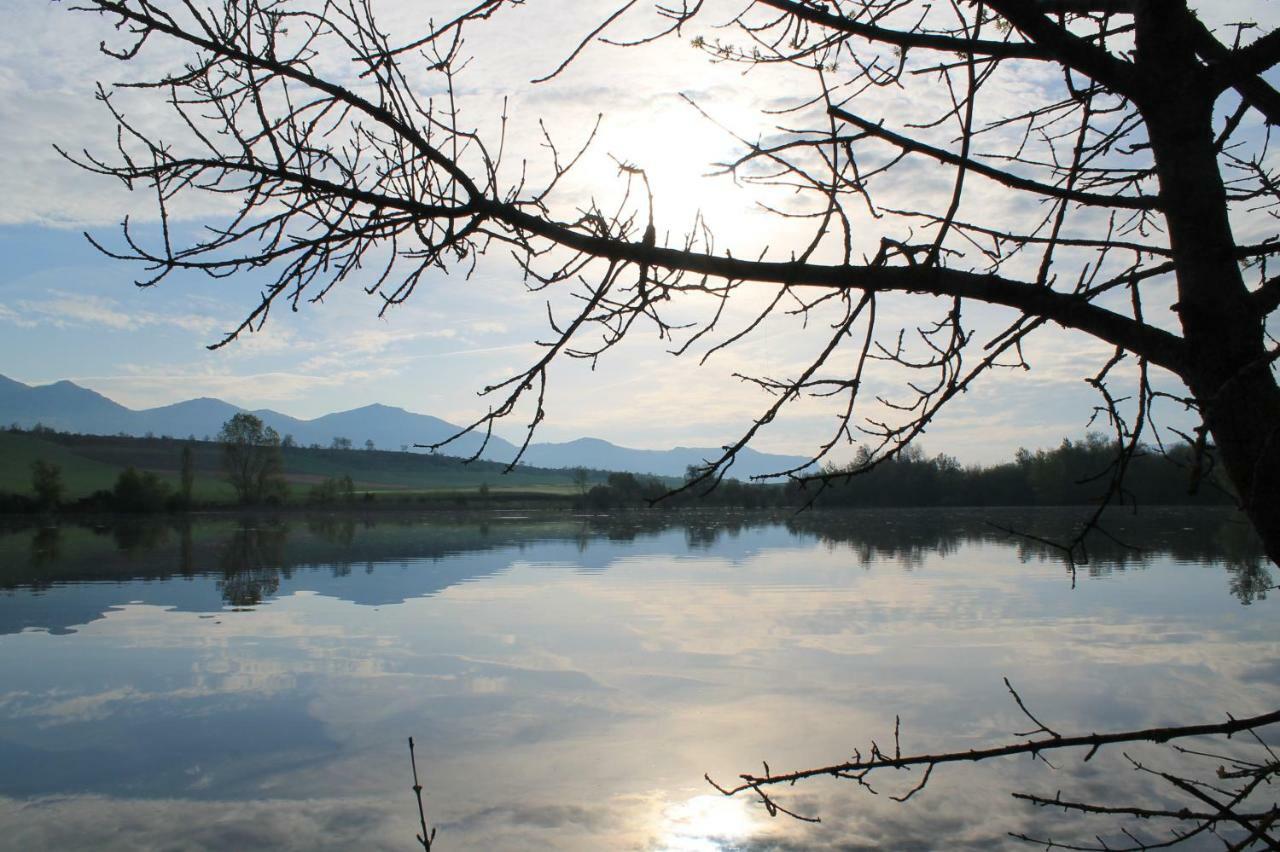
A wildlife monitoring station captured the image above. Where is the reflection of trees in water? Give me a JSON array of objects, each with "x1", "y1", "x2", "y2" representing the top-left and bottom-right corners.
[
  {"x1": 783, "y1": 508, "x2": 1268, "y2": 601},
  {"x1": 307, "y1": 515, "x2": 357, "y2": 547},
  {"x1": 787, "y1": 513, "x2": 980, "y2": 570},
  {"x1": 179, "y1": 521, "x2": 194, "y2": 578},
  {"x1": 1228, "y1": 563, "x2": 1274, "y2": 605},
  {"x1": 306, "y1": 517, "x2": 388, "y2": 577},
  {"x1": 28, "y1": 526, "x2": 61, "y2": 576},
  {"x1": 684, "y1": 522, "x2": 729, "y2": 551},
  {"x1": 216, "y1": 522, "x2": 289, "y2": 607},
  {"x1": 110, "y1": 521, "x2": 172, "y2": 556},
  {"x1": 2, "y1": 508, "x2": 1268, "y2": 605}
]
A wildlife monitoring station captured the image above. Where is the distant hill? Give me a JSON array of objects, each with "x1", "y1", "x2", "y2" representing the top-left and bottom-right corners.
[
  {"x1": 519, "y1": 437, "x2": 807, "y2": 480},
  {"x1": 0, "y1": 429, "x2": 593, "y2": 502},
  {"x1": 0, "y1": 374, "x2": 812, "y2": 480},
  {"x1": 0, "y1": 378, "x2": 138, "y2": 435},
  {"x1": 288, "y1": 403, "x2": 516, "y2": 461},
  {"x1": 137, "y1": 397, "x2": 245, "y2": 440}
]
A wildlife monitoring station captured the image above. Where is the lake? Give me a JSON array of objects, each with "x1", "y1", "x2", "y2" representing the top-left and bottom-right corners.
[{"x1": 0, "y1": 508, "x2": 1275, "y2": 850}]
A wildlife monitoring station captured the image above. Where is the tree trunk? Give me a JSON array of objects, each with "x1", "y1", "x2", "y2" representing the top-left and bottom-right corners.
[{"x1": 1138, "y1": 4, "x2": 1280, "y2": 565}]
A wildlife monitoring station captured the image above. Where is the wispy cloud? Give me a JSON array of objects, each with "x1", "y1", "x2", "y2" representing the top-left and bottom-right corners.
[
  {"x1": 74, "y1": 366, "x2": 398, "y2": 410},
  {"x1": 2, "y1": 289, "x2": 220, "y2": 335},
  {"x1": 469, "y1": 320, "x2": 508, "y2": 335},
  {"x1": 0, "y1": 303, "x2": 35, "y2": 328}
]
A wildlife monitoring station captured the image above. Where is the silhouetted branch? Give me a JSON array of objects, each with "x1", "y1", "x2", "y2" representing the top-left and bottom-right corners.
[
  {"x1": 828, "y1": 106, "x2": 1160, "y2": 210},
  {"x1": 706, "y1": 701, "x2": 1280, "y2": 829},
  {"x1": 61, "y1": 0, "x2": 1280, "y2": 562},
  {"x1": 408, "y1": 736, "x2": 436, "y2": 851}
]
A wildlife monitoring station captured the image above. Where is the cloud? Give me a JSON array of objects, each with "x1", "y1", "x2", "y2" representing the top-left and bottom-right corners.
[
  {"x1": 1, "y1": 289, "x2": 220, "y2": 335},
  {"x1": 0, "y1": 304, "x2": 35, "y2": 328},
  {"x1": 0, "y1": 795, "x2": 406, "y2": 851},
  {"x1": 72, "y1": 366, "x2": 396, "y2": 410},
  {"x1": 3, "y1": 0, "x2": 1277, "y2": 463}
]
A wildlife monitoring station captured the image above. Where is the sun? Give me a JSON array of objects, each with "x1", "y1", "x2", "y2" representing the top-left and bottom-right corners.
[{"x1": 654, "y1": 793, "x2": 761, "y2": 851}]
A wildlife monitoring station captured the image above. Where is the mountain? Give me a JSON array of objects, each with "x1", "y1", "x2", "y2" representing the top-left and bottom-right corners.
[
  {"x1": 275, "y1": 404, "x2": 516, "y2": 460},
  {"x1": 0, "y1": 374, "x2": 28, "y2": 395},
  {"x1": 0, "y1": 374, "x2": 810, "y2": 479},
  {"x1": 0, "y1": 377, "x2": 138, "y2": 435},
  {"x1": 140, "y1": 397, "x2": 245, "y2": 440},
  {"x1": 519, "y1": 437, "x2": 808, "y2": 481}
]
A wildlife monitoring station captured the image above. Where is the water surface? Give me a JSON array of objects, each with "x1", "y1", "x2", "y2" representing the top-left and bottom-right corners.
[{"x1": 0, "y1": 508, "x2": 1275, "y2": 850}]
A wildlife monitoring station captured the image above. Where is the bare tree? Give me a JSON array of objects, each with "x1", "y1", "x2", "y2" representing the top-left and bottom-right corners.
[
  {"x1": 60, "y1": 0, "x2": 1280, "y2": 564},
  {"x1": 56, "y1": 0, "x2": 1280, "y2": 834}
]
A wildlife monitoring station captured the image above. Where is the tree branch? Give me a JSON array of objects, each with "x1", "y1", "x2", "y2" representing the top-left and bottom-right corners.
[
  {"x1": 986, "y1": 0, "x2": 1137, "y2": 92},
  {"x1": 828, "y1": 106, "x2": 1160, "y2": 210},
  {"x1": 487, "y1": 200, "x2": 1186, "y2": 372},
  {"x1": 707, "y1": 707, "x2": 1280, "y2": 797},
  {"x1": 1190, "y1": 19, "x2": 1280, "y2": 125},
  {"x1": 754, "y1": 0, "x2": 1050, "y2": 60},
  {"x1": 1255, "y1": 274, "x2": 1280, "y2": 318},
  {"x1": 1226, "y1": 27, "x2": 1280, "y2": 79},
  {"x1": 89, "y1": 0, "x2": 483, "y2": 200}
]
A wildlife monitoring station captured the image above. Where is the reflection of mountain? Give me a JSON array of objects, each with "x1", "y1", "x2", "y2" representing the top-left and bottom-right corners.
[{"x1": 0, "y1": 507, "x2": 1267, "y2": 635}]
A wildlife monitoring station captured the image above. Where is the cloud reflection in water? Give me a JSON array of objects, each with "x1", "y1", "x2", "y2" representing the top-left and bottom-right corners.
[{"x1": 0, "y1": 508, "x2": 1273, "y2": 850}]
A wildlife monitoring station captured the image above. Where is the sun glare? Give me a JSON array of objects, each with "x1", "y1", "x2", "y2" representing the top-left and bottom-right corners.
[
  {"x1": 655, "y1": 793, "x2": 760, "y2": 851},
  {"x1": 574, "y1": 94, "x2": 772, "y2": 239}
]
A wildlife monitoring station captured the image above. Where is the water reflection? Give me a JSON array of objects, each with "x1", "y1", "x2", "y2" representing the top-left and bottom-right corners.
[
  {"x1": 27, "y1": 526, "x2": 60, "y2": 571},
  {"x1": 0, "y1": 508, "x2": 1270, "y2": 630},
  {"x1": 216, "y1": 523, "x2": 288, "y2": 608},
  {"x1": 0, "y1": 508, "x2": 1273, "y2": 851}
]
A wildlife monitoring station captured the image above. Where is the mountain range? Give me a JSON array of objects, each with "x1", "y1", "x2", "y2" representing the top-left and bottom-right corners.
[{"x1": 0, "y1": 374, "x2": 811, "y2": 480}]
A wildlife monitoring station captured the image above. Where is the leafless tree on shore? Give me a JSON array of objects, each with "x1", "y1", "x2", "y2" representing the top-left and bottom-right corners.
[
  {"x1": 60, "y1": 0, "x2": 1280, "y2": 562},
  {"x1": 59, "y1": 0, "x2": 1280, "y2": 838}
]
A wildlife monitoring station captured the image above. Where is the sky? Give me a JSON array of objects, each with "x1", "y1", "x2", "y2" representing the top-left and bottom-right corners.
[{"x1": 1, "y1": 0, "x2": 1277, "y2": 466}]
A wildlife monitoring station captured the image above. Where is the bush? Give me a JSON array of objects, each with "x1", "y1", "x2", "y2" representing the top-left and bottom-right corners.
[
  {"x1": 111, "y1": 467, "x2": 172, "y2": 513},
  {"x1": 31, "y1": 460, "x2": 64, "y2": 509},
  {"x1": 0, "y1": 491, "x2": 38, "y2": 513},
  {"x1": 308, "y1": 474, "x2": 355, "y2": 504}
]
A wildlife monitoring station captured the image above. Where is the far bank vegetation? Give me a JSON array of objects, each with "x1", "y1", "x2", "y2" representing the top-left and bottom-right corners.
[{"x1": 0, "y1": 421, "x2": 1234, "y2": 515}]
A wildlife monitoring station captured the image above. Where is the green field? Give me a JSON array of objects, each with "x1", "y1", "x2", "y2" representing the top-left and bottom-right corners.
[{"x1": 0, "y1": 430, "x2": 598, "y2": 503}]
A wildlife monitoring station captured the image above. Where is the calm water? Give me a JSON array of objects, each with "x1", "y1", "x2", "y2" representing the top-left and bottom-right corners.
[{"x1": 0, "y1": 508, "x2": 1275, "y2": 850}]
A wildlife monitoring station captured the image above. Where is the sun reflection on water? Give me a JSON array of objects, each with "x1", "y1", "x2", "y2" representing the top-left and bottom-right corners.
[{"x1": 655, "y1": 793, "x2": 759, "y2": 851}]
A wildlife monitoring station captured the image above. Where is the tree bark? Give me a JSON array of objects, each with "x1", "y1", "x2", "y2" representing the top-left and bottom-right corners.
[{"x1": 1138, "y1": 3, "x2": 1280, "y2": 564}]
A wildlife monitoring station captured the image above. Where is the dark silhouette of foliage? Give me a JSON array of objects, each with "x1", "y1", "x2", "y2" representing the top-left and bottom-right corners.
[
  {"x1": 218, "y1": 413, "x2": 287, "y2": 505},
  {"x1": 808, "y1": 433, "x2": 1233, "y2": 509},
  {"x1": 30, "y1": 460, "x2": 63, "y2": 510},
  {"x1": 179, "y1": 444, "x2": 195, "y2": 507},
  {"x1": 110, "y1": 466, "x2": 171, "y2": 513},
  {"x1": 308, "y1": 473, "x2": 355, "y2": 505}
]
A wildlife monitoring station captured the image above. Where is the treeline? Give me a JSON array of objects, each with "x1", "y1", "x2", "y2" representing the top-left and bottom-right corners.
[
  {"x1": 2, "y1": 466, "x2": 186, "y2": 514},
  {"x1": 2, "y1": 421, "x2": 1235, "y2": 514},
  {"x1": 572, "y1": 434, "x2": 1232, "y2": 510},
  {"x1": 575, "y1": 471, "x2": 784, "y2": 511},
  {"x1": 0, "y1": 420, "x2": 594, "y2": 512},
  {"x1": 805, "y1": 435, "x2": 1232, "y2": 508}
]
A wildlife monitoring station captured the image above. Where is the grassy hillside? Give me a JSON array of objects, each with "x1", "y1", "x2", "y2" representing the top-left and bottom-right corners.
[
  {"x1": 0, "y1": 431, "x2": 127, "y2": 497},
  {"x1": 0, "y1": 430, "x2": 599, "y2": 503}
]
